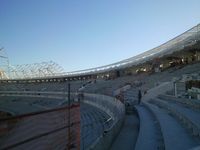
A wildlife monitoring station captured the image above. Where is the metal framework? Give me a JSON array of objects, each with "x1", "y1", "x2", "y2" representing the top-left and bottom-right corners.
[
  {"x1": 8, "y1": 61, "x2": 65, "y2": 79},
  {"x1": 0, "y1": 47, "x2": 10, "y2": 79},
  {"x1": 0, "y1": 23, "x2": 200, "y2": 80}
]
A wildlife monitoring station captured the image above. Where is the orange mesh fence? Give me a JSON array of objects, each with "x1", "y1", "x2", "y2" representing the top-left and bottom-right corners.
[{"x1": 0, "y1": 104, "x2": 80, "y2": 150}]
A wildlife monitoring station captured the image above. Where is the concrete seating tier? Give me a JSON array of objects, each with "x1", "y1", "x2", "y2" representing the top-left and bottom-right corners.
[
  {"x1": 0, "y1": 96, "x2": 64, "y2": 115},
  {"x1": 124, "y1": 88, "x2": 139, "y2": 105},
  {"x1": 149, "y1": 98, "x2": 200, "y2": 139},
  {"x1": 144, "y1": 101, "x2": 199, "y2": 150},
  {"x1": 80, "y1": 103, "x2": 113, "y2": 150},
  {"x1": 0, "y1": 80, "x2": 86, "y2": 92},
  {"x1": 158, "y1": 95, "x2": 200, "y2": 111}
]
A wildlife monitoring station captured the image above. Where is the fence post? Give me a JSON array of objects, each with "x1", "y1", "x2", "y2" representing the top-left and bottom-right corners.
[{"x1": 67, "y1": 83, "x2": 71, "y2": 149}]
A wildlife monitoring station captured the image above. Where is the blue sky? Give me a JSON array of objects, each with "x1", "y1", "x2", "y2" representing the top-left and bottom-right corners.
[{"x1": 0, "y1": 0, "x2": 200, "y2": 72}]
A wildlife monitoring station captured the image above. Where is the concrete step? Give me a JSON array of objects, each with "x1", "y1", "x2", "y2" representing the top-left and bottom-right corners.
[
  {"x1": 151, "y1": 98, "x2": 200, "y2": 138},
  {"x1": 145, "y1": 102, "x2": 199, "y2": 150}
]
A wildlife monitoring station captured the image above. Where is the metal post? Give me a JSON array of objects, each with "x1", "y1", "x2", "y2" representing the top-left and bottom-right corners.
[{"x1": 67, "y1": 83, "x2": 71, "y2": 149}]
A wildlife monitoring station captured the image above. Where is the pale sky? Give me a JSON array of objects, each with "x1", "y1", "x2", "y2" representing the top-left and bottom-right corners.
[{"x1": 0, "y1": 0, "x2": 200, "y2": 72}]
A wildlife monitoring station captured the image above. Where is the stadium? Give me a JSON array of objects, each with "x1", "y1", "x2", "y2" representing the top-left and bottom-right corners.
[{"x1": 0, "y1": 23, "x2": 200, "y2": 150}]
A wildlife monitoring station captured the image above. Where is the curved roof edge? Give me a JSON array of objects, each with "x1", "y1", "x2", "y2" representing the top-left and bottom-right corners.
[
  {"x1": 62, "y1": 23, "x2": 200, "y2": 76},
  {"x1": 3, "y1": 23, "x2": 200, "y2": 80}
]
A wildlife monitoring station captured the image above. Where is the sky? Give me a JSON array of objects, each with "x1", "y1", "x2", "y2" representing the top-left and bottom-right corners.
[{"x1": 0, "y1": 0, "x2": 200, "y2": 72}]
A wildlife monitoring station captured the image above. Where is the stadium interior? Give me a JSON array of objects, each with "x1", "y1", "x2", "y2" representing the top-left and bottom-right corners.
[{"x1": 0, "y1": 24, "x2": 200, "y2": 150}]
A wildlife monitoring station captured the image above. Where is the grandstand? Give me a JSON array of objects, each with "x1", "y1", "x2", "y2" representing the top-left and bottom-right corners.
[{"x1": 0, "y1": 23, "x2": 200, "y2": 150}]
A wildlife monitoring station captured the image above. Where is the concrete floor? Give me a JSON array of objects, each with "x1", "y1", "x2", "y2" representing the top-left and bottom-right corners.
[{"x1": 110, "y1": 113, "x2": 139, "y2": 150}]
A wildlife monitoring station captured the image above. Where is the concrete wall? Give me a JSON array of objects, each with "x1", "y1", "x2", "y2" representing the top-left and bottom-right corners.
[
  {"x1": 83, "y1": 93, "x2": 125, "y2": 150},
  {"x1": 113, "y1": 84, "x2": 131, "y2": 96},
  {"x1": 90, "y1": 118, "x2": 124, "y2": 150},
  {"x1": 142, "y1": 82, "x2": 174, "y2": 101}
]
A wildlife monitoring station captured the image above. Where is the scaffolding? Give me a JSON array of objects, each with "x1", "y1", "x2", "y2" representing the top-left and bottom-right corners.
[
  {"x1": 0, "y1": 50, "x2": 65, "y2": 79},
  {"x1": 0, "y1": 47, "x2": 9, "y2": 79},
  {"x1": 8, "y1": 61, "x2": 65, "y2": 79}
]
